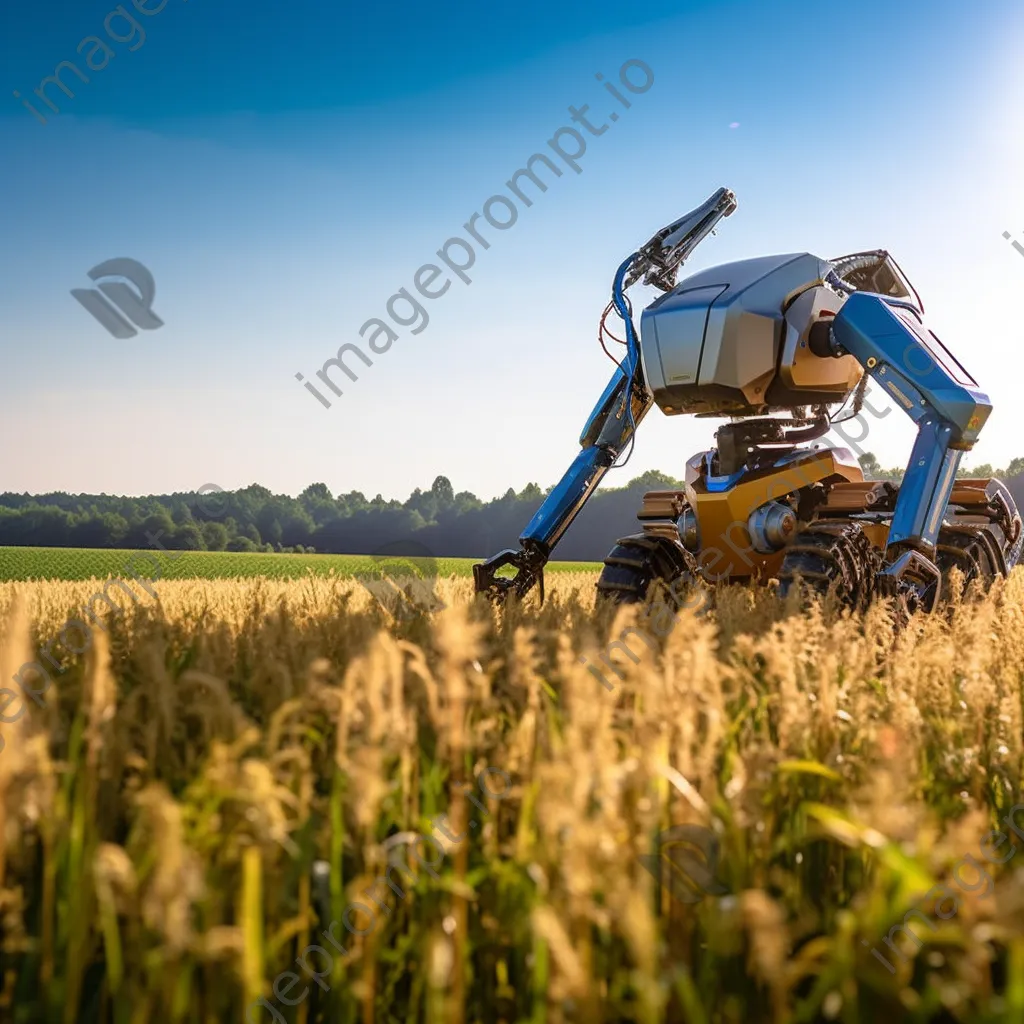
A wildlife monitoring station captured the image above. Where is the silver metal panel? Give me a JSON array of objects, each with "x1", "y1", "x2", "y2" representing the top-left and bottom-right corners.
[
  {"x1": 639, "y1": 284, "x2": 727, "y2": 395},
  {"x1": 639, "y1": 252, "x2": 836, "y2": 414},
  {"x1": 695, "y1": 254, "x2": 833, "y2": 389},
  {"x1": 669, "y1": 253, "x2": 806, "y2": 294}
]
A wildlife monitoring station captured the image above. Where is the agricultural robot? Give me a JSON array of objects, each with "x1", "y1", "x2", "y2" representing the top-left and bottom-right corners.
[{"x1": 473, "y1": 188, "x2": 1022, "y2": 615}]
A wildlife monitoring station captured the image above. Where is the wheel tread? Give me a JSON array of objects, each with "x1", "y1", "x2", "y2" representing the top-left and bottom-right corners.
[
  {"x1": 596, "y1": 535, "x2": 695, "y2": 606},
  {"x1": 777, "y1": 521, "x2": 878, "y2": 609}
]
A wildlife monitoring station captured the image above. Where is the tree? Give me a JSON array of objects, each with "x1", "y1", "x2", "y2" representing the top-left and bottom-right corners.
[
  {"x1": 71, "y1": 512, "x2": 128, "y2": 548},
  {"x1": 430, "y1": 475, "x2": 454, "y2": 506},
  {"x1": 279, "y1": 507, "x2": 315, "y2": 547},
  {"x1": 860, "y1": 453, "x2": 902, "y2": 482},
  {"x1": 1006, "y1": 457, "x2": 1024, "y2": 479},
  {"x1": 256, "y1": 504, "x2": 283, "y2": 545},
  {"x1": 300, "y1": 483, "x2": 333, "y2": 503},
  {"x1": 20, "y1": 507, "x2": 74, "y2": 546},
  {"x1": 126, "y1": 511, "x2": 175, "y2": 549},
  {"x1": 240, "y1": 484, "x2": 272, "y2": 501},
  {"x1": 172, "y1": 522, "x2": 205, "y2": 552},
  {"x1": 405, "y1": 487, "x2": 437, "y2": 522},
  {"x1": 957, "y1": 462, "x2": 994, "y2": 479},
  {"x1": 337, "y1": 491, "x2": 368, "y2": 516},
  {"x1": 299, "y1": 483, "x2": 338, "y2": 527},
  {"x1": 201, "y1": 521, "x2": 229, "y2": 551},
  {"x1": 858, "y1": 453, "x2": 882, "y2": 479},
  {"x1": 627, "y1": 469, "x2": 686, "y2": 491},
  {"x1": 453, "y1": 490, "x2": 481, "y2": 512}
]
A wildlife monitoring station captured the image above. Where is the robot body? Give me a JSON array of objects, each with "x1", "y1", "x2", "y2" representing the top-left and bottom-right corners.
[{"x1": 473, "y1": 189, "x2": 1021, "y2": 613}]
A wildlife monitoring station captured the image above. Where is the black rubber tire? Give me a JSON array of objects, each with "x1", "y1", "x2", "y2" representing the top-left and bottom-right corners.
[
  {"x1": 776, "y1": 522, "x2": 881, "y2": 611},
  {"x1": 933, "y1": 523, "x2": 1006, "y2": 599},
  {"x1": 596, "y1": 534, "x2": 696, "y2": 606}
]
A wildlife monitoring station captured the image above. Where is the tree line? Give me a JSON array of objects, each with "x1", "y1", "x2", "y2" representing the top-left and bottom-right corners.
[
  {"x1": 2, "y1": 456, "x2": 1020, "y2": 561},
  {"x1": 0, "y1": 472, "x2": 685, "y2": 561},
  {"x1": 859, "y1": 453, "x2": 1024, "y2": 484}
]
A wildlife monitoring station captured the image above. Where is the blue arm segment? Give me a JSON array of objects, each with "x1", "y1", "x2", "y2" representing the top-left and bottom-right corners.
[
  {"x1": 520, "y1": 254, "x2": 653, "y2": 552},
  {"x1": 473, "y1": 190, "x2": 737, "y2": 601},
  {"x1": 830, "y1": 292, "x2": 992, "y2": 552},
  {"x1": 519, "y1": 443, "x2": 618, "y2": 551}
]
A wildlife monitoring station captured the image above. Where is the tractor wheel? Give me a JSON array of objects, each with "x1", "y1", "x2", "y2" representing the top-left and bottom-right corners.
[
  {"x1": 596, "y1": 534, "x2": 696, "y2": 606},
  {"x1": 776, "y1": 522, "x2": 880, "y2": 611},
  {"x1": 933, "y1": 523, "x2": 1008, "y2": 599}
]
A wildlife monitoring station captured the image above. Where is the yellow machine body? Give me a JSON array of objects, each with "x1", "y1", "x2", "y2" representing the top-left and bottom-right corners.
[{"x1": 636, "y1": 446, "x2": 1012, "y2": 584}]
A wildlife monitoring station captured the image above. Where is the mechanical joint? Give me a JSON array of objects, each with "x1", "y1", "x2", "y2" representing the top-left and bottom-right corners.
[
  {"x1": 808, "y1": 321, "x2": 841, "y2": 358},
  {"x1": 677, "y1": 508, "x2": 700, "y2": 551},
  {"x1": 747, "y1": 501, "x2": 797, "y2": 554},
  {"x1": 877, "y1": 548, "x2": 942, "y2": 613}
]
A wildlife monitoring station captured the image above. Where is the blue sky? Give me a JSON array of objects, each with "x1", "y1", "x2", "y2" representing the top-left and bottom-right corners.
[{"x1": 1, "y1": 0, "x2": 1023, "y2": 501}]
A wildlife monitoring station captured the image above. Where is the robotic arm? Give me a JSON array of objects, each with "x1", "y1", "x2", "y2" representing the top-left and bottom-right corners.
[
  {"x1": 813, "y1": 279, "x2": 993, "y2": 605},
  {"x1": 473, "y1": 188, "x2": 737, "y2": 601}
]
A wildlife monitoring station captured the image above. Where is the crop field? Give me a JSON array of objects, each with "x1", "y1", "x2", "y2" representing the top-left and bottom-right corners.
[
  {"x1": 1, "y1": 570, "x2": 1024, "y2": 1023},
  {"x1": 0, "y1": 546, "x2": 602, "y2": 582}
]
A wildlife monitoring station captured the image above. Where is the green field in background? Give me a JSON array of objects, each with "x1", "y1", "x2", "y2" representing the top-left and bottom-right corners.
[{"x1": 0, "y1": 547, "x2": 602, "y2": 582}]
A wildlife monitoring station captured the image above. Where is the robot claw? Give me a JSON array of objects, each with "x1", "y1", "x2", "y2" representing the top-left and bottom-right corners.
[{"x1": 473, "y1": 543, "x2": 547, "y2": 604}]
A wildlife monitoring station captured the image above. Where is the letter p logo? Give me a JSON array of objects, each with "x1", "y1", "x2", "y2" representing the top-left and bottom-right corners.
[
  {"x1": 72, "y1": 257, "x2": 164, "y2": 338},
  {"x1": 638, "y1": 825, "x2": 729, "y2": 906},
  {"x1": 357, "y1": 540, "x2": 447, "y2": 620}
]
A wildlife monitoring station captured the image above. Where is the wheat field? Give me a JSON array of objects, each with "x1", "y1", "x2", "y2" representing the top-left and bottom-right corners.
[
  {"x1": 0, "y1": 547, "x2": 604, "y2": 583},
  {"x1": 1, "y1": 570, "x2": 1024, "y2": 1023}
]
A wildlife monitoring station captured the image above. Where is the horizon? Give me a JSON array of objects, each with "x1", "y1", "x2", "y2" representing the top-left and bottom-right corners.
[{"x1": 5, "y1": 447, "x2": 1024, "y2": 506}]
